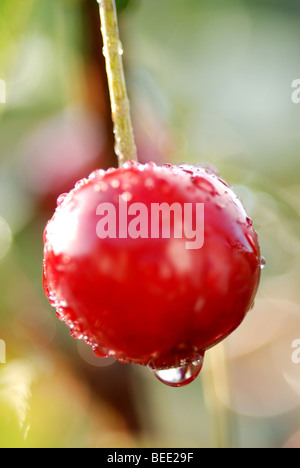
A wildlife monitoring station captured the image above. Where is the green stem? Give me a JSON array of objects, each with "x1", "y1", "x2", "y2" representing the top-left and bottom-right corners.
[{"x1": 98, "y1": 0, "x2": 138, "y2": 166}]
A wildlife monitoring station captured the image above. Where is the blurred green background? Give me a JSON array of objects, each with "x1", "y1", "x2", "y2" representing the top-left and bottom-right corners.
[{"x1": 1, "y1": 0, "x2": 300, "y2": 448}]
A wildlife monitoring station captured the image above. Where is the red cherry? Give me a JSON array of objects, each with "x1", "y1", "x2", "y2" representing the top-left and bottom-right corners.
[{"x1": 43, "y1": 161, "x2": 261, "y2": 387}]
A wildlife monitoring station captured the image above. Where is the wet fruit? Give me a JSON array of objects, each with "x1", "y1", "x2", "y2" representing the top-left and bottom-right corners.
[{"x1": 43, "y1": 161, "x2": 262, "y2": 386}]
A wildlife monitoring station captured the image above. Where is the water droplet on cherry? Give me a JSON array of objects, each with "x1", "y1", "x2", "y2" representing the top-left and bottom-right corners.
[
  {"x1": 192, "y1": 176, "x2": 217, "y2": 195},
  {"x1": 122, "y1": 160, "x2": 137, "y2": 169},
  {"x1": 92, "y1": 346, "x2": 107, "y2": 359},
  {"x1": 121, "y1": 191, "x2": 132, "y2": 202},
  {"x1": 200, "y1": 163, "x2": 220, "y2": 177},
  {"x1": 178, "y1": 165, "x2": 194, "y2": 175},
  {"x1": 217, "y1": 177, "x2": 230, "y2": 188},
  {"x1": 75, "y1": 179, "x2": 88, "y2": 189},
  {"x1": 260, "y1": 257, "x2": 266, "y2": 269},
  {"x1": 145, "y1": 177, "x2": 155, "y2": 189},
  {"x1": 110, "y1": 179, "x2": 120, "y2": 189},
  {"x1": 57, "y1": 193, "x2": 67, "y2": 206},
  {"x1": 149, "y1": 354, "x2": 204, "y2": 387},
  {"x1": 94, "y1": 181, "x2": 108, "y2": 192},
  {"x1": 246, "y1": 232, "x2": 256, "y2": 251}
]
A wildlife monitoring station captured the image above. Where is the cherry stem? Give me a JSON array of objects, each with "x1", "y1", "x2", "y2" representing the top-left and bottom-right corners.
[{"x1": 98, "y1": 0, "x2": 138, "y2": 166}]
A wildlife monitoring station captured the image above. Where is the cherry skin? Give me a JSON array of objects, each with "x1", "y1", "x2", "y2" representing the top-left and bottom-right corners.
[{"x1": 43, "y1": 161, "x2": 261, "y2": 384}]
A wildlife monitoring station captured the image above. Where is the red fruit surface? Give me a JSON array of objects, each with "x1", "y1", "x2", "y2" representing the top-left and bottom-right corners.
[{"x1": 43, "y1": 161, "x2": 261, "y2": 371}]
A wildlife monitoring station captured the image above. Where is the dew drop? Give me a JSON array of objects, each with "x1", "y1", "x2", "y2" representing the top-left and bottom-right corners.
[
  {"x1": 192, "y1": 176, "x2": 217, "y2": 195},
  {"x1": 92, "y1": 346, "x2": 107, "y2": 359},
  {"x1": 121, "y1": 191, "x2": 132, "y2": 202},
  {"x1": 260, "y1": 257, "x2": 266, "y2": 269},
  {"x1": 118, "y1": 40, "x2": 124, "y2": 56},
  {"x1": 145, "y1": 161, "x2": 157, "y2": 169},
  {"x1": 217, "y1": 177, "x2": 230, "y2": 188},
  {"x1": 69, "y1": 324, "x2": 84, "y2": 340},
  {"x1": 122, "y1": 160, "x2": 137, "y2": 169},
  {"x1": 75, "y1": 178, "x2": 88, "y2": 190},
  {"x1": 145, "y1": 177, "x2": 155, "y2": 189},
  {"x1": 114, "y1": 145, "x2": 121, "y2": 159},
  {"x1": 149, "y1": 354, "x2": 204, "y2": 388},
  {"x1": 178, "y1": 164, "x2": 194, "y2": 175},
  {"x1": 246, "y1": 232, "x2": 256, "y2": 251},
  {"x1": 110, "y1": 179, "x2": 120, "y2": 189},
  {"x1": 66, "y1": 320, "x2": 75, "y2": 330},
  {"x1": 199, "y1": 163, "x2": 220, "y2": 177},
  {"x1": 246, "y1": 216, "x2": 253, "y2": 227},
  {"x1": 106, "y1": 167, "x2": 117, "y2": 174},
  {"x1": 56, "y1": 193, "x2": 67, "y2": 206},
  {"x1": 88, "y1": 169, "x2": 105, "y2": 180},
  {"x1": 94, "y1": 181, "x2": 108, "y2": 192},
  {"x1": 55, "y1": 309, "x2": 64, "y2": 321},
  {"x1": 102, "y1": 45, "x2": 108, "y2": 58},
  {"x1": 48, "y1": 291, "x2": 57, "y2": 306}
]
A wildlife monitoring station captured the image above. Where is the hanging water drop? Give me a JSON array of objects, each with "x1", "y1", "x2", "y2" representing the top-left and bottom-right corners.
[{"x1": 149, "y1": 354, "x2": 204, "y2": 387}]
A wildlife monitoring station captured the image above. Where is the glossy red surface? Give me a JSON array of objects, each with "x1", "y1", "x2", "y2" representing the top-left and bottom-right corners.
[{"x1": 43, "y1": 161, "x2": 261, "y2": 369}]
